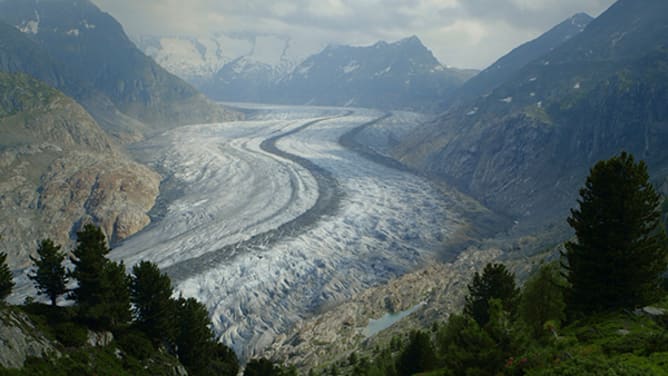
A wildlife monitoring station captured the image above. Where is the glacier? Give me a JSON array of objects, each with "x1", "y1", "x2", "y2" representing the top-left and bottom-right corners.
[{"x1": 107, "y1": 105, "x2": 465, "y2": 359}]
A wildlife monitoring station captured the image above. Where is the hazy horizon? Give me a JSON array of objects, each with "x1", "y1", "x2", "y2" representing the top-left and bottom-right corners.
[{"x1": 91, "y1": 0, "x2": 616, "y2": 69}]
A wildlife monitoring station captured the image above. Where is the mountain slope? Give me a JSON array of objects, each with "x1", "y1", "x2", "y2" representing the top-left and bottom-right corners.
[
  {"x1": 449, "y1": 12, "x2": 593, "y2": 106},
  {"x1": 393, "y1": 0, "x2": 668, "y2": 241},
  {"x1": 0, "y1": 0, "x2": 239, "y2": 136},
  {"x1": 271, "y1": 36, "x2": 476, "y2": 111},
  {"x1": 0, "y1": 72, "x2": 159, "y2": 276}
]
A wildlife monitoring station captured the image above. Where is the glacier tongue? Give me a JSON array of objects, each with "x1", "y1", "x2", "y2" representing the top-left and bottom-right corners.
[{"x1": 111, "y1": 105, "x2": 463, "y2": 360}]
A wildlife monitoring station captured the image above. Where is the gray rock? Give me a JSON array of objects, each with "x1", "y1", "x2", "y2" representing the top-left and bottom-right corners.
[{"x1": 0, "y1": 309, "x2": 59, "y2": 369}]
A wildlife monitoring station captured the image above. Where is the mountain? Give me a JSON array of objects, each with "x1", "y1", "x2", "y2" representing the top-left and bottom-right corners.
[
  {"x1": 269, "y1": 36, "x2": 476, "y2": 111},
  {"x1": 0, "y1": 0, "x2": 239, "y2": 139},
  {"x1": 0, "y1": 72, "x2": 160, "y2": 274},
  {"x1": 449, "y1": 12, "x2": 593, "y2": 107},
  {"x1": 197, "y1": 35, "x2": 299, "y2": 103},
  {"x1": 393, "y1": 0, "x2": 668, "y2": 242},
  {"x1": 137, "y1": 33, "x2": 301, "y2": 97}
]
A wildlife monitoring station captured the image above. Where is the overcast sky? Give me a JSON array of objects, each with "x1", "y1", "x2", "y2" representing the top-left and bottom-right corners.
[{"x1": 91, "y1": 0, "x2": 616, "y2": 69}]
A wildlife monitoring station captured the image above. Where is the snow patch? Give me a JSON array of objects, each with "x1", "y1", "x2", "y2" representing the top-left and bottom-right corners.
[
  {"x1": 500, "y1": 96, "x2": 513, "y2": 104},
  {"x1": 18, "y1": 11, "x2": 40, "y2": 34},
  {"x1": 573, "y1": 82, "x2": 581, "y2": 89},
  {"x1": 375, "y1": 66, "x2": 392, "y2": 77},
  {"x1": 66, "y1": 29, "x2": 80, "y2": 37},
  {"x1": 342, "y1": 60, "x2": 360, "y2": 74},
  {"x1": 529, "y1": 77, "x2": 537, "y2": 82},
  {"x1": 466, "y1": 107, "x2": 478, "y2": 116},
  {"x1": 81, "y1": 20, "x2": 96, "y2": 29},
  {"x1": 297, "y1": 62, "x2": 313, "y2": 77}
]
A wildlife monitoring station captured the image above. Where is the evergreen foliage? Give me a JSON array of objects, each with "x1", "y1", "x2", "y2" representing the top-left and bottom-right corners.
[
  {"x1": 0, "y1": 251, "x2": 14, "y2": 303},
  {"x1": 29, "y1": 239, "x2": 68, "y2": 306},
  {"x1": 130, "y1": 261, "x2": 176, "y2": 345},
  {"x1": 437, "y1": 313, "x2": 504, "y2": 375},
  {"x1": 69, "y1": 224, "x2": 130, "y2": 328},
  {"x1": 174, "y1": 296, "x2": 217, "y2": 375},
  {"x1": 564, "y1": 152, "x2": 668, "y2": 312},
  {"x1": 518, "y1": 262, "x2": 566, "y2": 339},
  {"x1": 244, "y1": 358, "x2": 281, "y2": 376},
  {"x1": 464, "y1": 263, "x2": 519, "y2": 326},
  {"x1": 395, "y1": 330, "x2": 436, "y2": 375}
]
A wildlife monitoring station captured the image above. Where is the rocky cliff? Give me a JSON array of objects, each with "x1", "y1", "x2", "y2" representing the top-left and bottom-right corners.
[
  {"x1": 0, "y1": 308, "x2": 60, "y2": 368},
  {"x1": 0, "y1": 73, "x2": 159, "y2": 288}
]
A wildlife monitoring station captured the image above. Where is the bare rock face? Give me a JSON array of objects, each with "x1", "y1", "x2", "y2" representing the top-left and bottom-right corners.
[
  {"x1": 0, "y1": 309, "x2": 60, "y2": 369},
  {"x1": 38, "y1": 152, "x2": 160, "y2": 245},
  {"x1": 0, "y1": 74, "x2": 160, "y2": 279}
]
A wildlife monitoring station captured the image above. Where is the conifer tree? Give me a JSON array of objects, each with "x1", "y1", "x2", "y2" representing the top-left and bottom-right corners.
[
  {"x1": 0, "y1": 251, "x2": 14, "y2": 303},
  {"x1": 175, "y1": 296, "x2": 215, "y2": 374},
  {"x1": 69, "y1": 224, "x2": 130, "y2": 328},
  {"x1": 564, "y1": 152, "x2": 668, "y2": 312},
  {"x1": 464, "y1": 263, "x2": 519, "y2": 326},
  {"x1": 29, "y1": 239, "x2": 68, "y2": 306},
  {"x1": 130, "y1": 261, "x2": 176, "y2": 345}
]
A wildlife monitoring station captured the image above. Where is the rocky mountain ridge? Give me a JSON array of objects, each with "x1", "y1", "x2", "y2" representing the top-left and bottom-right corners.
[
  {"x1": 0, "y1": 0, "x2": 240, "y2": 141},
  {"x1": 140, "y1": 34, "x2": 477, "y2": 112},
  {"x1": 392, "y1": 0, "x2": 668, "y2": 245},
  {"x1": 268, "y1": 36, "x2": 477, "y2": 111},
  {"x1": 447, "y1": 12, "x2": 593, "y2": 108}
]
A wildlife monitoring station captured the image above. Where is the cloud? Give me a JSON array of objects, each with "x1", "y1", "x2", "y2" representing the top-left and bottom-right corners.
[{"x1": 91, "y1": 0, "x2": 616, "y2": 69}]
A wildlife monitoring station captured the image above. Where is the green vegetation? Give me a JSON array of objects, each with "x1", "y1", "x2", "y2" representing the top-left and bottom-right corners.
[
  {"x1": 464, "y1": 263, "x2": 518, "y2": 326},
  {"x1": 130, "y1": 261, "x2": 176, "y2": 346},
  {"x1": 0, "y1": 224, "x2": 240, "y2": 375},
  {"x1": 29, "y1": 239, "x2": 68, "y2": 307},
  {"x1": 564, "y1": 152, "x2": 668, "y2": 312},
  {"x1": 0, "y1": 72, "x2": 59, "y2": 118},
  {"x1": 69, "y1": 224, "x2": 131, "y2": 329}
]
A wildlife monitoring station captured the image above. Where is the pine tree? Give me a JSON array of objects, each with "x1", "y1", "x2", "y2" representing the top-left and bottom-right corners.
[
  {"x1": 175, "y1": 296, "x2": 215, "y2": 374},
  {"x1": 69, "y1": 224, "x2": 130, "y2": 328},
  {"x1": 130, "y1": 261, "x2": 176, "y2": 345},
  {"x1": 29, "y1": 239, "x2": 68, "y2": 306},
  {"x1": 564, "y1": 152, "x2": 668, "y2": 312},
  {"x1": 99, "y1": 260, "x2": 131, "y2": 328},
  {"x1": 69, "y1": 224, "x2": 110, "y2": 307},
  {"x1": 464, "y1": 263, "x2": 519, "y2": 326},
  {"x1": 0, "y1": 251, "x2": 14, "y2": 302}
]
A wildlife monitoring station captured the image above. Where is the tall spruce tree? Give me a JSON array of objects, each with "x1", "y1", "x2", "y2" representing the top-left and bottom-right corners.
[
  {"x1": 175, "y1": 296, "x2": 216, "y2": 375},
  {"x1": 130, "y1": 261, "x2": 176, "y2": 345},
  {"x1": 0, "y1": 251, "x2": 14, "y2": 303},
  {"x1": 29, "y1": 239, "x2": 68, "y2": 306},
  {"x1": 464, "y1": 263, "x2": 519, "y2": 326},
  {"x1": 69, "y1": 224, "x2": 130, "y2": 328},
  {"x1": 564, "y1": 152, "x2": 668, "y2": 312}
]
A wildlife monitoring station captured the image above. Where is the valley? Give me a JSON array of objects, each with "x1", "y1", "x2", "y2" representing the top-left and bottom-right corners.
[{"x1": 108, "y1": 105, "x2": 471, "y2": 359}]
